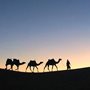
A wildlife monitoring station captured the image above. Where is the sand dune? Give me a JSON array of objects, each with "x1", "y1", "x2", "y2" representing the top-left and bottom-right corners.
[{"x1": 0, "y1": 67, "x2": 90, "y2": 90}]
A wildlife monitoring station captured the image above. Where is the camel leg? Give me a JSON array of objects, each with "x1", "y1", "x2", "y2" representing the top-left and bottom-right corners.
[
  {"x1": 48, "y1": 65, "x2": 50, "y2": 71},
  {"x1": 43, "y1": 65, "x2": 47, "y2": 72},
  {"x1": 55, "y1": 65, "x2": 58, "y2": 71},
  {"x1": 52, "y1": 65, "x2": 54, "y2": 71},
  {"x1": 30, "y1": 66, "x2": 32, "y2": 72},
  {"x1": 25, "y1": 66, "x2": 28, "y2": 72},
  {"x1": 11, "y1": 65, "x2": 13, "y2": 70},
  {"x1": 5, "y1": 65, "x2": 8, "y2": 70},
  {"x1": 6, "y1": 64, "x2": 11, "y2": 70},
  {"x1": 36, "y1": 66, "x2": 39, "y2": 72},
  {"x1": 16, "y1": 66, "x2": 19, "y2": 71},
  {"x1": 33, "y1": 67, "x2": 35, "y2": 72}
]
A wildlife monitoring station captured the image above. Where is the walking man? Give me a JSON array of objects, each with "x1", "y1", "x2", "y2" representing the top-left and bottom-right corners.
[{"x1": 66, "y1": 59, "x2": 71, "y2": 70}]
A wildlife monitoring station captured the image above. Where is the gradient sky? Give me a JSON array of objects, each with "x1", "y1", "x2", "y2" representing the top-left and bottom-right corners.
[{"x1": 0, "y1": 0, "x2": 90, "y2": 72}]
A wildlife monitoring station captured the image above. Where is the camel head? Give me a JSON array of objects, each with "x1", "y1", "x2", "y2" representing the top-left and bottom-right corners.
[
  {"x1": 22, "y1": 62, "x2": 26, "y2": 64},
  {"x1": 20, "y1": 62, "x2": 26, "y2": 65},
  {"x1": 56, "y1": 58, "x2": 62, "y2": 64},
  {"x1": 39, "y1": 62, "x2": 43, "y2": 64},
  {"x1": 37, "y1": 61, "x2": 43, "y2": 66},
  {"x1": 58, "y1": 58, "x2": 62, "y2": 62}
]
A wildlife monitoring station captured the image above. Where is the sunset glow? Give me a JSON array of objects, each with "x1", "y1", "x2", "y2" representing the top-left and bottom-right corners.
[{"x1": 0, "y1": 0, "x2": 90, "y2": 72}]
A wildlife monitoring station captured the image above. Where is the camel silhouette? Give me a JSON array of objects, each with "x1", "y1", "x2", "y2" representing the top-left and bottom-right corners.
[
  {"x1": 26, "y1": 60, "x2": 43, "y2": 72},
  {"x1": 43, "y1": 58, "x2": 62, "y2": 71},
  {"x1": 5, "y1": 58, "x2": 26, "y2": 70}
]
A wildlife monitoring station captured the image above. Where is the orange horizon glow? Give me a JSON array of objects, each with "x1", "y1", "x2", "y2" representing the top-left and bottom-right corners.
[
  {"x1": 0, "y1": 0, "x2": 90, "y2": 73},
  {"x1": 0, "y1": 50, "x2": 90, "y2": 72}
]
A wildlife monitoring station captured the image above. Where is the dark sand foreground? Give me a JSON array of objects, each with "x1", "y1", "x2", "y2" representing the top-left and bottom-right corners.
[{"x1": 0, "y1": 67, "x2": 90, "y2": 90}]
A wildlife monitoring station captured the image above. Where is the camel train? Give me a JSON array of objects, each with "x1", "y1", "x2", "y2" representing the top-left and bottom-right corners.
[{"x1": 5, "y1": 58, "x2": 71, "y2": 72}]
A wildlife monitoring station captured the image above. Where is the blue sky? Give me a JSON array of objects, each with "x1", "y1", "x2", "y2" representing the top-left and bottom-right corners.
[{"x1": 0, "y1": 0, "x2": 90, "y2": 71}]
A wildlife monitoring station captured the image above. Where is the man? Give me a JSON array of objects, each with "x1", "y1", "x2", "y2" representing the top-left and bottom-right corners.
[{"x1": 66, "y1": 59, "x2": 71, "y2": 70}]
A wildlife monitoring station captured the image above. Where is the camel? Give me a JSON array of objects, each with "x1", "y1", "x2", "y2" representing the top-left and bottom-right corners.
[
  {"x1": 26, "y1": 60, "x2": 43, "y2": 72},
  {"x1": 5, "y1": 58, "x2": 26, "y2": 70},
  {"x1": 43, "y1": 58, "x2": 62, "y2": 71}
]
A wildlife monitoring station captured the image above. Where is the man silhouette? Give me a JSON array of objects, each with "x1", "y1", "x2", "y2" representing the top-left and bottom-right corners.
[{"x1": 66, "y1": 59, "x2": 71, "y2": 70}]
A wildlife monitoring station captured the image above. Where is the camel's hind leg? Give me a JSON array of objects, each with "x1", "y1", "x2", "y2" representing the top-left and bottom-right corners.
[
  {"x1": 52, "y1": 65, "x2": 54, "y2": 71},
  {"x1": 5, "y1": 64, "x2": 8, "y2": 70},
  {"x1": 47, "y1": 65, "x2": 50, "y2": 71},
  {"x1": 11, "y1": 65, "x2": 13, "y2": 70},
  {"x1": 5, "y1": 64, "x2": 11, "y2": 70},
  {"x1": 15, "y1": 65, "x2": 19, "y2": 71},
  {"x1": 33, "y1": 67, "x2": 35, "y2": 72},
  {"x1": 43, "y1": 64, "x2": 47, "y2": 72}
]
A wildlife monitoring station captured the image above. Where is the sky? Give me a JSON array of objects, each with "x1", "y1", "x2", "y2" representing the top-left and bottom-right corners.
[{"x1": 0, "y1": 0, "x2": 90, "y2": 72}]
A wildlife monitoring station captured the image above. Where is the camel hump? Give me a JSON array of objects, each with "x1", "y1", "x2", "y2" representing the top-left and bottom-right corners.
[
  {"x1": 48, "y1": 58, "x2": 54, "y2": 60},
  {"x1": 31, "y1": 60, "x2": 36, "y2": 63},
  {"x1": 48, "y1": 58, "x2": 55, "y2": 62},
  {"x1": 6, "y1": 58, "x2": 12, "y2": 63},
  {"x1": 7, "y1": 58, "x2": 12, "y2": 61},
  {"x1": 50, "y1": 58, "x2": 55, "y2": 60},
  {"x1": 13, "y1": 59, "x2": 20, "y2": 63},
  {"x1": 29, "y1": 60, "x2": 37, "y2": 66},
  {"x1": 13, "y1": 58, "x2": 19, "y2": 61},
  {"x1": 5, "y1": 58, "x2": 13, "y2": 66},
  {"x1": 30, "y1": 60, "x2": 36, "y2": 63},
  {"x1": 46, "y1": 59, "x2": 55, "y2": 65}
]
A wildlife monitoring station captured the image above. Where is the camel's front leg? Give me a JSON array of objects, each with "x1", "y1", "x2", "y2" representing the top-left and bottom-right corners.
[
  {"x1": 55, "y1": 65, "x2": 58, "y2": 71},
  {"x1": 25, "y1": 65, "x2": 29, "y2": 72},
  {"x1": 43, "y1": 65, "x2": 47, "y2": 72},
  {"x1": 30, "y1": 66, "x2": 33, "y2": 72},
  {"x1": 36, "y1": 66, "x2": 39, "y2": 72}
]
